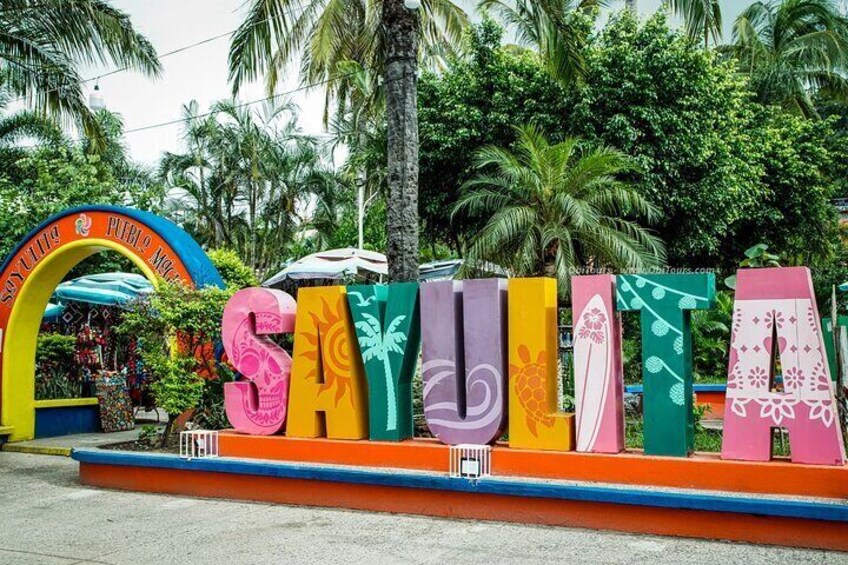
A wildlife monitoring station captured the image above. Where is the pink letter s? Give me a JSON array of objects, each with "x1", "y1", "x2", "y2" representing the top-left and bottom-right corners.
[{"x1": 223, "y1": 288, "x2": 296, "y2": 435}]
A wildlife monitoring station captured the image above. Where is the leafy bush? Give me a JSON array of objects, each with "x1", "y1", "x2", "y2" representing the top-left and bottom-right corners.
[
  {"x1": 117, "y1": 280, "x2": 233, "y2": 442},
  {"x1": 36, "y1": 333, "x2": 76, "y2": 372},
  {"x1": 208, "y1": 248, "x2": 259, "y2": 290}
]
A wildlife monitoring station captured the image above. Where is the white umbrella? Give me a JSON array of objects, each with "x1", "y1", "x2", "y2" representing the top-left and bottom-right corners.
[{"x1": 263, "y1": 248, "x2": 388, "y2": 287}]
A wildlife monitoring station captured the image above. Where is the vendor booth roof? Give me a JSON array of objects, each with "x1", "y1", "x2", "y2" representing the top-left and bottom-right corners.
[
  {"x1": 43, "y1": 302, "x2": 65, "y2": 322},
  {"x1": 52, "y1": 272, "x2": 153, "y2": 307},
  {"x1": 263, "y1": 248, "x2": 388, "y2": 286}
]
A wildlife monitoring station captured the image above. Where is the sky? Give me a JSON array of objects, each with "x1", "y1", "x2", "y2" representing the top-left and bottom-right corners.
[{"x1": 74, "y1": 0, "x2": 746, "y2": 166}]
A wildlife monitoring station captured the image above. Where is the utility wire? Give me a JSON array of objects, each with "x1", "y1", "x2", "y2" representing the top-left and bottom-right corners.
[
  {"x1": 15, "y1": 66, "x2": 370, "y2": 149},
  {"x1": 5, "y1": 2, "x2": 307, "y2": 106}
]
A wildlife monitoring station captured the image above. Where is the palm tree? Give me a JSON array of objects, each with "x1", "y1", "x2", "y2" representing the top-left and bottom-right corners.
[
  {"x1": 0, "y1": 0, "x2": 161, "y2": 141},
  {"x1": 228, "y1": 0, "x2": 468, "y2": 283},
  {"x1": 227, "y1": 0, "x2": 466, "y2": 112},
  {"x1": 160, "y1": 99, "x2": 336, "y2": 279},
  {"x1": 665, "y1": 0, "x2": 723, "y2": 48},
  {"x1": 355, "y1": 312, "x2": 408, "y2": 431},
  {"x1": 454, "y1": 124, "x2": 665, "y2": 293},
  {"x1": 479, "y1": 0, "x2": 603, "y2": 85},
  {"x1": 729, "y1": 0, "x2": 848, "y2": 117}
]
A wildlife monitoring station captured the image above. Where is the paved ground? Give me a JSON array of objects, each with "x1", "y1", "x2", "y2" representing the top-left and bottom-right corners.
[{"x1": 0, "y1": 452, "x2": 846, "y2": 565}]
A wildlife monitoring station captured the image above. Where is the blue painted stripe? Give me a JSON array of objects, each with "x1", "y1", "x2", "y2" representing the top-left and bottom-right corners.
[
  {"x1": 0, "y1": 205, "x2": 223, "y2": 289},
  {"x1": 71, "y1": 448, "x2": 848, "y2": 523},
  {"x1": 625, "y1": 384, "x2": 726, "y2": 394}
]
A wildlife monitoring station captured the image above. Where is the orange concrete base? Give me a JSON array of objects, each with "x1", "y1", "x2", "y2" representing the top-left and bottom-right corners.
[
  {"x1": 219, "y1": 432, "x2": 848, "y2": 499},
  {"x1": 79, "y1": 462, "x2": 848, "y2": 552}
]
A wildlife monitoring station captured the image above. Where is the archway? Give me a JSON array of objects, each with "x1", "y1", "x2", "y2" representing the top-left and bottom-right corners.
[{"x1": 0, "y1": 205, "x2": 223, "y2": 442}]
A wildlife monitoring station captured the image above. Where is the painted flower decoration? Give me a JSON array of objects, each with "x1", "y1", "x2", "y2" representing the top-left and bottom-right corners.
[
  {"x1": 747, "y1": 366, "x2": 768, "y2": 389},
  {"x1": 771, "y1": 311, "x2": 785, "y2": 329},
  {"x1": 577, "y1": 307, "x2": 606, "y2": 344},
  {"x1": 782, "y1": 367, "x2": 804, "y2": 391},
  {"x1": 807, "y1": 399, "x2": 835, "y2": 428},
  {"x1": 759, "y1": 399, "x2": 796, "y2": 426}
]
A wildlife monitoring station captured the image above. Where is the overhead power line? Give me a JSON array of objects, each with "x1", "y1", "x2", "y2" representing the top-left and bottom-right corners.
[
  {"x1": 6, "y1": 3, "x2": 307, "y2": 106},
  {"x1": 16, "y1": 66, "x2": 370, "y2": 150}
]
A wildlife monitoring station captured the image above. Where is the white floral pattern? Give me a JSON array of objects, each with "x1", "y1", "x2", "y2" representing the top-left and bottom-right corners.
[{"x1": 726, "y1": 298, "x2": 838, "y2": 428}]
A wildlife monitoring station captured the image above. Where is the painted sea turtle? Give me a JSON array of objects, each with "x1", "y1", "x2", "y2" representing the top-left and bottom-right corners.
[{"x1": 510, "y1": 345, "x2": 554, "y2": 437}]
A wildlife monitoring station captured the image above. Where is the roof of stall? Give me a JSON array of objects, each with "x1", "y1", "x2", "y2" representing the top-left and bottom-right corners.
[
  {"x1": 52, "y1": 272, "x2": 153, "y2": 307},
  {"x1": 263, "y1": 248, "x2": 388, "y2": 287}
]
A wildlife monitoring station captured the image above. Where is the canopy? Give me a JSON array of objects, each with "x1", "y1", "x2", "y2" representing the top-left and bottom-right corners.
[
  {"x1": 43, "y1": 302, "x2": 65, "y2": 322},
  {"x1": 419, "y1": 259, "x2": 509, "y2": 282},
  {"x1": 52, "y1": 272, "x2": 153, "y2": 307},
  {"x1": 419, "y1": 259, "x2": 464, "y2": 281},
  {"x1": 263, "y1": 248, "x2": 388, "y2": 286}
]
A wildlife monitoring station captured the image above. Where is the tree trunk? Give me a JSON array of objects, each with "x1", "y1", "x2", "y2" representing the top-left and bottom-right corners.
[{"x1": 383, "y1": 0, "x2": 420, "y2": 282}]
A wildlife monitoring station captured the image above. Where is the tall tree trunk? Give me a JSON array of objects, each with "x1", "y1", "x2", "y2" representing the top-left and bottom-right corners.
[{"x1": 383, "y1": 0, "x2": 420, "y2": 282}]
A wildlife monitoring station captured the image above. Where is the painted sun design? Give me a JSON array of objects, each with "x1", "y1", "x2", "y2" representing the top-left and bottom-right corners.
[
  {"x1": 299, "y1": 296, "x2": 353, "y2": 406},
  {"x1": 75, "y1": 213, "x2": 92, "y2": 236}
]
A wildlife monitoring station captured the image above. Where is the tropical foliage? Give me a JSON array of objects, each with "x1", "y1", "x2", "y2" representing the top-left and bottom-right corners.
[
  {"x1": 227, "y1": 0, "x2": 467, "y2": 108},
  {"x1": 456, "y1": 124, "x2": 665, "y2": 292},
  {"x1": 478, "y1": 0, "x2": 599, "y2": 85},
  {"x1": 728, "y1": 0, "x2": 848, "y2": 117},
  {"x1": 0, "y1": 0, "x2": 160, "y2": 145},
  {"x1": 159, "y1": 99, "x2": 337, "y2": 280}
]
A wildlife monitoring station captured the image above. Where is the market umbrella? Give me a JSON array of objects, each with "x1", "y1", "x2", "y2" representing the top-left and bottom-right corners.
[
  {"x1": 52, "y1": 272, "x2": 153, "y2": 307},
  {"x1": 263, "y1": 248, "x2": 388, "y2": 287},
  {"x1": 418, "y1": 259, "x2": 509, "y2": 282},
  {"x1": 43, "y1": 302, "x2": 65, "y2": 322}
]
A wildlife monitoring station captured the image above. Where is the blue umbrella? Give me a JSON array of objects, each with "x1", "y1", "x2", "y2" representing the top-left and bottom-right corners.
[
  {"x1": 52, "y1": 273, "x2": 153, "y2": 307},
  {"x1": 43, "y1": 302, "x2": 65, "y2": 322}
]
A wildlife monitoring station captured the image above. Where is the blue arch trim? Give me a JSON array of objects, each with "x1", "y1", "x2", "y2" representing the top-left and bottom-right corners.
[{"x1": 0, "y1": 205, "x2": 224, "y2": 289}]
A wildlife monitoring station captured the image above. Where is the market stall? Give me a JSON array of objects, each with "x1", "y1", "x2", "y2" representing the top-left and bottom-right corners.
[{"x1": 35, "y1": 273, "x2": 153, "y2": 437}]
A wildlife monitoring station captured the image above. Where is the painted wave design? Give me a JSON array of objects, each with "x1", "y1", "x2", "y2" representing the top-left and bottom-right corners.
[{"x1": 423, "y1": 359, "x2": 502, "y2": 432}]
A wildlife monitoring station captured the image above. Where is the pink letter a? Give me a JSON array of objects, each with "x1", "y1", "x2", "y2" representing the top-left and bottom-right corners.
[{"x1": 723, "y1": 267, "x2": 845, "y2": 465}]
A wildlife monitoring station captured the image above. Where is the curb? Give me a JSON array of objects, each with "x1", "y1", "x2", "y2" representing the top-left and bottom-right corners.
[{"x1": 2, "y1": 443, "x2": 72, "y2": 457}]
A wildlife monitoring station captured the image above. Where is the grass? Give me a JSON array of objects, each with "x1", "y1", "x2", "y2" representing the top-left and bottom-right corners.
[{"x1": 624, "y1": 415, "x2": 791, "y2": 456}]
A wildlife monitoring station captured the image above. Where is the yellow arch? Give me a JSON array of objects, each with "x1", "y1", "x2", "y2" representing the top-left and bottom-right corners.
[{"x1": 2, "y1": 239, "x2": 158, "y2": 442}]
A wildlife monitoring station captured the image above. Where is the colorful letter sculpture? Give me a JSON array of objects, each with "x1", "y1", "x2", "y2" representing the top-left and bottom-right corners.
[
  {"x1": 722, "y1": 268, "x2": 846, "y2": 465},
  {"x1": 420, "y1": 279, "x2": 508, "y2": 445},
  {"x1": 222, "y1": 288, "x2": 297, "y2": 435},
  {"x1": 572, "y1": 275, "x2": 625, "y2": 453},
  {"x1": 617, "y1": 274, "x2": 715, "y2": 457},
  {"x1": 347, "y1": 283, "x2": 421, "y2": 441},
  {"x1": 287, "y1": 286, "x2": 369, "y2": 439},
  {"x1": 508, "y1": 278, "x2": 574, "y2": 451}
]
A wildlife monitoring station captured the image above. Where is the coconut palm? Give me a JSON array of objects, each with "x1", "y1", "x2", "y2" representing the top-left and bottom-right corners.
[
  {"x1": 160, "y1": 99, "x2": 336, "y2": 279},
  {"x1": 665, "y1": 0, "x2": 723, "y2": 48},
  {"x1": 454, "y1": 125, "x2": 665, "y2": 293},
  {"x1": 227, "y1": 0, "x2": 467, "y2": 109},
  {"x1": 355, "y1": 312, "x2": 408, "y2": 431},
  {"x1": 729, "y1": 0, "x2": 848, "y2": 117},
  {"x1": 0, "y1": 0, "x2": 161, "y2": 141},
  {"x1": 228, "y1": 0, "x2": 468, "y2": 283},
  {"x1": 479, "y1": 0, "x2": 603, "y2": 85}
]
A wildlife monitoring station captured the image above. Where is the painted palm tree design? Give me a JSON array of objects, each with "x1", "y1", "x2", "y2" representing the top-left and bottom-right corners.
[{"x1": 355, "y1": 313, "x2": 407, "y2": 431}]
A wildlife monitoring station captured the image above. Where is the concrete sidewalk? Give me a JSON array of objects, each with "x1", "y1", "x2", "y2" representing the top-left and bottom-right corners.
[
  {"x1": 0, "y1": 451, "x2": 846, "y2": 565},
  {"x1": 1, "y1": 428, "x2": 145, "y2": 456},
  {"x1": 1, "y1": 410, "x2": 166, "y2": 456}
]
